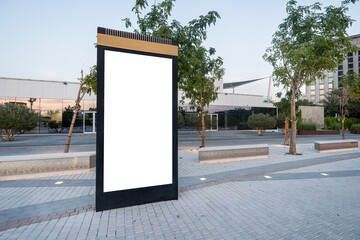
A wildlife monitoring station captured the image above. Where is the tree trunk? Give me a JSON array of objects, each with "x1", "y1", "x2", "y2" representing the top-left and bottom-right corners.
[
  {"x1": 64, "y1": 106, "x2": 79, "y2": 153},
  {"x1": 289, "y1": 92, "x2": 297, "y2": 155},
  {"x1": 284, "y1": 117, "x2": 290, "y2": 145},
  {"x1": 341, "y1": 117, "x2": 345, "y2": 140},
  {"x1": 64, "y1": 70, "x2": 84, "y2": 153},
  {"x1": 200, "y1": 90, "x2": 205, "y2": 148}
]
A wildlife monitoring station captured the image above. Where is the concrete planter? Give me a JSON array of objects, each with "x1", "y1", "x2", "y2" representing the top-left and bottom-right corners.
[
  {"x1": 0, "y1": 152, "x2": 96, "y2": 176},
  {"x1": 297, "y1": 130, "x2": 340, "y2": 135}
]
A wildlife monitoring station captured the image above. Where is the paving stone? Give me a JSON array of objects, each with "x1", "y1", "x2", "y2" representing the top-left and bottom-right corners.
[{"x1": 0, "y1": 146, "x2": 360, "y2": 239}]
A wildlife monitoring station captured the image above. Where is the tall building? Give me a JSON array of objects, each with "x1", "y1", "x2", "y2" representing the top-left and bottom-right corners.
[{"x1": 304, "y1": 34, "x2": 360, "y2": 104}]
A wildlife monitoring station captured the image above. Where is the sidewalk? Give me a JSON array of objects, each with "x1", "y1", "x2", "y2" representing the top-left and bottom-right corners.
[{"x1": 0, "y1": 145, "x2": 359, "y2": 239}]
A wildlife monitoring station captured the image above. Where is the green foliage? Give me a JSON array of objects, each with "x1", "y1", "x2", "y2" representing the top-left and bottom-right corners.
[
  {"x1": 297, "y1": 123, "x2": 316, "y2": 131},
  {"x1": 325, "y1": 116, "x2": 360, "y2": 130},
  {"x1": 62, "y1": 107, "x2": 74, "y2": 128},
  {"x1": 82, "y1": 65, "x2": 97, "y2": 95},
  {"x1": 322, "y1": 94, "x2": 340, "y2": 117},
  {"x1": 350, "y1": 124, "x2": 360, "y2": 131},
  {"x1": 275, "y1": 114, "x2": 286, "y2": 128},
  {"x1": 264, "y1": 1, "x2": 357, "y2": 93},
  {"x1": 124, "y1": 0, "x2": 225, "y2": 111},
  {"x1": 0, "y1": 103, "x2": 38, "y2": 141},
  {"x1": 177, "y1": 111, "x2": 185, "y2": 128},
  {"x1": 184, "y1": 113, "x2": 201, "y2": 131},
  {"x1": 330, "y1": 122, "x2": 342, "y2": 130},
  {"x1": 247, "y1": 113, "x2": 276, "y2": 135},
  {"x1": 345, "y1": 118, "x2": 360, "y2": 130},
  {"x1": 297, "y1": 99, "x2": 316, "y2": 106},
  {"x1": 347, "y1": 100, "x2": 360, "y2": 118},
  {"x1": 341, "y1": 73, "x2": 360, "y2": 100},
  {"x1": 324, "y1": 116, "x2": 340, "y2": 129},
  {"x1": 273, "y1": 98, "x2": 291, "y2": 117},
  {"x1": 264, "y1": 0, "x2": 357, "y2": 153}
]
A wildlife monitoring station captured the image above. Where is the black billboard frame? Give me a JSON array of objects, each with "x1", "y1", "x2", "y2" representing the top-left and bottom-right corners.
[{"x1": 96, "y1": 27, "x2": 178, "y2": 212}]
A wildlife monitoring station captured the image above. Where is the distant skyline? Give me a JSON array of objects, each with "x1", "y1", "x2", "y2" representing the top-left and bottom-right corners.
[{"x1": 1, "y1": 0, "x2": 359, "y2": 97}]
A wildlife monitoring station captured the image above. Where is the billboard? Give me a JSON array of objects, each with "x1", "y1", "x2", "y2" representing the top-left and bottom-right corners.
[{"x1": 96, "y1": 27, "x2": 178, "y2": 211}]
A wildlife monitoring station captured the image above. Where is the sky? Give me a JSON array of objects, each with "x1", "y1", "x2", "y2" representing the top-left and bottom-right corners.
[{"x1": 0, "y1": 0, "x2": 359, "y2": 97}]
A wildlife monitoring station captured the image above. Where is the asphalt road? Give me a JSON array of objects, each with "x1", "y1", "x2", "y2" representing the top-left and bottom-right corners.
[{"x1": 1, "y1": 131, "x2": 360, "y2": 156}]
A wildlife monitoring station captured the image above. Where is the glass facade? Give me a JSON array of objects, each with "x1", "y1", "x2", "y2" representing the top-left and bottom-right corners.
[
  {"x1": 180, "y1": 106, "x2": 276, "y2": 131},
  {"x1": 0, "y1": 97, "x2": 96, "y2": 134}
]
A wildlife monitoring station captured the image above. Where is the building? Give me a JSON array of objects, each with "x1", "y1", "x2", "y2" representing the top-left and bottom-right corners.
[
  {"x1": 1, "y1": 75, "x2": 277, "y2": 134},
  {"x1": 179, "y1": 78, "x2": 276, "y2": 131},
  {"x1": 304, "y1": 34, "x2": 360, "y2": 104},
  {"x1": 0, "y1": 77, "x2": 97, "y2": 134}
]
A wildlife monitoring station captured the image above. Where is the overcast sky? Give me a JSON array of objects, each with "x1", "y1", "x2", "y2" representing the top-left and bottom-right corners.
[{"x1": 1, "y1": 0, "x2": 359, "y2": 97}]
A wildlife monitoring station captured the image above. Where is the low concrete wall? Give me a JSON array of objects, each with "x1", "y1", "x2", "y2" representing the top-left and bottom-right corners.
[
  {"x1": 0, "y1": 152, "x2": 96, "y2": 176},
  {"x1": 198, "y1": 144, "x2": 269, "y2": 163},
  {"x1": 299, "y1": 106, "x2": 324, "y2": 129},
  {"x1": 314, "y1": 140, "x2": 358, "y2": 152}
]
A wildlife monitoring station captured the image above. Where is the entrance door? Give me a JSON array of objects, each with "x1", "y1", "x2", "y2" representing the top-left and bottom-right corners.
[{"x1": 83, "y1": 111, "x2": 96, "y2": 133}]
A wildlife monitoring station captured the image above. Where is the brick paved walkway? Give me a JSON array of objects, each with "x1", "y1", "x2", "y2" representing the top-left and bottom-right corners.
[{"x1": 0, "y1": 145, "x2": 359, "y2": 239}]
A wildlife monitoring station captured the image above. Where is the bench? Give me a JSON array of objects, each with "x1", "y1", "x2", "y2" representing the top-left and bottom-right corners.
[
  {"x1": 0, "y1": 152, "x2": 96, "y2": 176},
  {"x1": 198, "y1": 144, "x2": 269, "y2": 164},
  {"x1": 314, "y1": 140, "x2": 358, "y2": 152}
]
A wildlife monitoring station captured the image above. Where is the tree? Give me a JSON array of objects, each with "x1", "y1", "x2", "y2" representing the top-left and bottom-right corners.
[
  {"x1": 341, "y1": 72, "x2": 360, "y2": 100},
  {"x1": 28, "y1": 98, "x2": 37, "y2": 110},
  {"x1": 322, "y1": 93, "x2": 340, "y2": 117},
  {"x1": 64, "y1": 66, "x2": 97, "y2": 153},
  {"x1": 0, "y1": 103, "x2": 38, "y2": 141},
  {"x1": 335, "y1": 72, "x2": 360, "y2": 139},
  {"x1": 124, "y1": 0, "x2": 225, "y2": 148},
  {"x1": 247, "y1": 113, "x2": 276, "y2": 136},
  {"x1": 332, "y1": 88, "x2": 349, "y2": 139},
  {"x1": 273, "y1": 90, "x2": 301, "y2": 145},
  {"x1": 263, "y1": 0, "x2": 358, "y2": 154},
  {"x1": 274, "y1": 96, "x2": 291, "y2": 145}
]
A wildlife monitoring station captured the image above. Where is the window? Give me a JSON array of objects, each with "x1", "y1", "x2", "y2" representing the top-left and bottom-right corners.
[
  {"x1": 320, "y1": 90, "x2": 325, "y2": 95},
  {"x1": 320, "y1": 95, "x2": 324, "y2": 100},
  {"x1": 328, "y1": 72, "x2": 334, "y2": 77},
  {"x1": 320, "y1": 78, "x2": 324, "y2": 83},
  {"x1": 348, "y1": 63, "x2": 353, "y2": 69},
  {"x1": 348, "y1": 58, "x2": 353, "y2": 63},
  {"x1": 311, "y1": 90, "x2": 315, "y2": 96},
  {"x1": 311, "y1": 96, "x2": 316, "y2": 101},
  {"x1": 338, "y1": 65, "x2": 343, "y2": 70},
  {"x1": 328, "y1": 77, "x2": 333, "y2": 83},
  {"x1": 310, "y1": 85, "x2": 315, "y2": 90},
  {"x1": 338, "y1": 71, "x2": 343, "y2": 76},
  {"x1": 349, "y1": 70, "x2": 354, "y2": 73},
  {"x1": 328, "y1": 83, "x2": 333, "y2": 89},
  {"x1": 319, "y1": 84, "x2": 324, "y2": 90},
  {"x1": 348, "y1": 52, "x2": 353, "y2": 57}
]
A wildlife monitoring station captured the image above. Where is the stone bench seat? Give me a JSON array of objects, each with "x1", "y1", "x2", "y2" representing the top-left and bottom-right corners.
[
  {"x1": 314, "y1": 140, "x2": 358, "y2": 152},
  {"x1": 198, "y1": 144, "x2": 269, "y2": 164},
  {"x1": 0, "y1": 152, "x2": 96, "y2": 176}
]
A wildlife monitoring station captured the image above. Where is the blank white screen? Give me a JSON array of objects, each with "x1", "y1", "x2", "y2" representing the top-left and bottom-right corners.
[{"x1": 104, "y1": 50, "x2": 173, "y2": 192}]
